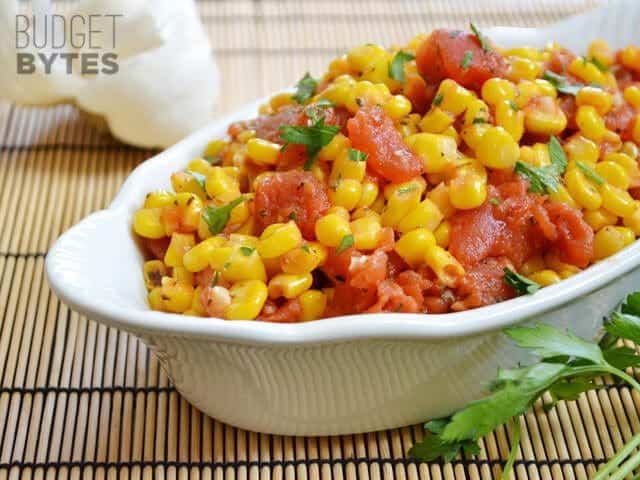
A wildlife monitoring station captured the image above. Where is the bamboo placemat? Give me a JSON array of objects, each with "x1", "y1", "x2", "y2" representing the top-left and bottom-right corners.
[{"x1": 4, "y1": 0, "x2": 639, "y2": 479}]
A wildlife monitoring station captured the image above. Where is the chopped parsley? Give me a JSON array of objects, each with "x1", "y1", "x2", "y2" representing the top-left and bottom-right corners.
[
  {"x1": 432, "y1": 93, "x2": 444, "y2": 106},
  {"x1": 576, "y1": 160, "x2": 606, "y2": 185},
  {"x1": 589, "y1": 56, "x2": 609, "y2": 72},
  {"x1": 489, "y1": 197, "x2": 501, "y2": 205},
  {"x1": 388, "y1": 51, "x2": 415, "y2": 83},
  {"x1": 508, "y1": 100, "x2": 519, "y2": 111},
  {"x1": 336, "y1": 234, "x2": 354, "y2": 254},
  {"x1": 460, "y1": 50, "x2": 473, "y2": 69},
  {"x1": 292, "y1": 72, "x2": 318, "y2": 104},
  {"x1": 542, "y1": 70, "x2": 584, "y2": 96},
  {"x1": 279, "y1": 116, "x2": 341, "y2": 170},
  {"x1": 240, "y1": 246, "x2": 255, "y2": 256},
  {"x1": 185, "y1": 170, "x2": 207, "y2": 191},
  {"x1": 469, "y1": 22, "x2": 491, "y2": 51},
  {"x1": 203, "y1": 154, "x2": 222, "y2": 165},
  {"x1": 503, "y1": 268, "x2": 541, "y2": 295},
  {"x1": 515, "y1": 136, "x2": 567, "y2": 194},
  {"x1": 472, "y1": 117, "x2": 486, "y2": 124},
  {"x1": 301, "y1": 244, "x2": 311, "y2": 253},
  {"x1": 288, "y1": 211, "x2": 297, "y2": 220},
  {"x1": 202, "y1": 196, "x2": 245, "y2": 235},
  {"x1": 348, "y1": 148, "x2": 368, "y2": 162},
  {"x1": 211, "y1": 270, "x2": 221, "y2": 287}
]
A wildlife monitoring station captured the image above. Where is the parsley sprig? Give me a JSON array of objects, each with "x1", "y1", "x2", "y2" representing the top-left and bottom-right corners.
[
  {"x1": 279, "y1": 115, "x2": 341, "y2": 170},
  {"x1": 292, "y1": 73, "x2": 318, "y2": 104},
  {"x1": 389, "y1": 51, "x2": 415, "y2": 83},
  {"x1": 202, "y1": 196, "x2": 245, "y2": 235},
  {"x1": 469, "y1": 23, "x2": 491, "y2": 51},
  {"x1": 409, "y1": 292, "x2": 640, "y2": 480},
  {"x1": 515, "y1": 136, "x2": 567, "y2": 193},
  {"x1": 542, "y1": 70, "x2": 584, "y2": 96},
  {"x1": 503, "y1": 268, "x2": 540, "y2": 295}
]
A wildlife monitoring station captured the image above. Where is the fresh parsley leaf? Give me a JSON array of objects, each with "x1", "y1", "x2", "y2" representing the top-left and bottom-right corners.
[
  {"x1": 185, "y1": 170, "x2": 207, "y2": 191},
  {"x1": 504, "y1": 324, "x2": 606, "y2": 365},
  {"x1": 288, "y1": 211, "x2": 297, "y2": 220},
  {"x1": 292, "y1": 72, "x2": 318, "y2": 104},
  {"x1": 202, "y1": 196, "x2": 245, "y2": 235},
  {"x1": 240, "y1": 246, "x2": 255, "y2": 256},
  {"x1": 211, "y1": 270, "x2": 221, "y2": 287},
  {"x1": 396, "y1": 185, "x2": 418, "y2": 194},
  {"x1": 279, "y1": 117, "x2": 341, "y2": 170},
  {"x1": 589, "y1": 56, "x2": 608, "y2": 72},
  {"x1": 508, "y1": 100, "x2": 519, "y2": 111},
  {"x1": 622, "y1": 292, "x2": 640, "y2": 316},
  {"x1": 515, "y1": 136, "x2": 567, "y2": 194},
  {"x1": 348, "y1": 148, "x2": 368, "y2": 162},
  {"x1": 605, "y1": 311, "x2": 640, "y2": 346},
  {"x1": 301, "y1": 244, "x2": 311, "y2": 253},
  {"x1": 304, "y1": 100, "x2": 334, "y2": 123},
  {"x1": 603, "y1": 346, "x2": 640, "y2": 370},
  {"x1": 576, "y1": 160, "x2": 606, "y2": 185},
  {"x1": 469, "y1": 22, "x2": 491, "y2": 51},
  {"x1": 503, "y1": 268, "x2": 540, "y2": 296},
  {"x1": 472, "y1": 117, "x2": 486, "y2": 124},
  {"x1": 548, "y1": 136, "x2": 568, "y2": 173},
  {"x1": 203, "y1": 154, "x2": 222, "y2": 165},
  {"x1": 489, "y1": 198, "x2": 501, "y2": 205},
  {"x1": 336, "y1": 234, "x2": 354, "y2": 254},
  {"x1": 388, "y1": 51, "x2": 415, "y2": 83},
  {"x1": 409, "y1": 430, "x2": 477, "y2": 462},
  {"x1": 460, "y1": 50, "x2": 473, "y2": 69},
  {"x1": 432, "y1": 93, "x2": 444, "y2": 106},
  {"x1": 542, "y1": 70, "x2": 583, "y2": 96}
]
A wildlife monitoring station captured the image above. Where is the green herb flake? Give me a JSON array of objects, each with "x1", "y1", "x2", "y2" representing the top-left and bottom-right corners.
[
  {"x1": 279, "y1": 116, "x2": 341, "y2": 170},
  {"x1": 397, "y1": 185, "x2": 418, "y2": 194},
  {"x1": 489, "y1": 197, "x2": 501, "y2": 205},
  {"x1": 589, "y1": 56, "x2": 609, "y2": 72},
  {"x1": 432, "y1": 93, "x2": 444, "y2": 106},
  {"x1": 515, "y1": 136, "x2": 567, "y2": 194},
  {"x1": 469, "y1": 23, "x2": 491, "y2": 51},
  {"x1": 292, "y1": 72, "x2": 318, "y2": 104},
  {"x1": 388, "y1": 51, "x2": 416, "y2": 83},
  {"x1": 503, "y1": 268, "x2": 541, "y2": 296},
  {"x1": 460, "y1": 50, "x2": 473, "y2": 69},
  {"x1": 348, "y1": 148, "x2": 368, "y2": 162},
  {"x1": 211, "y1": 270, "x2": 221, "y2": 287},
  {"x1": 202, "y1": 196, "x2": 245, "y2": 235},
  {"x1": 240, "y1": 246, "x2": 255, "y2": 256},
  {"x1": 542, "y1": 70, "x2": 584, "y2": 96},
  {"x1": 288, "y1": 211, "x2": 297, "y2": 220},
  {"x1": 576, "y1": 160, "x2": 606, "y2": 185},
  {"x1": 301, "y1": 244, "x2": 311, "y2": 253},
  {"x1": 508, "y1": 100, "x2": 519, "y2": 111},
  {"x1": 336, "y1": 234, "x2": 354, "y2": 254},
  {"x1": 185, "y1": 170, "x2": 207, "y2": 190},
  {"x1": 203, "y1": 154, "x2": 222, "y2": 165},
  {"x1": 472, "y1": 117, "x2": 486, "y2": 124}
]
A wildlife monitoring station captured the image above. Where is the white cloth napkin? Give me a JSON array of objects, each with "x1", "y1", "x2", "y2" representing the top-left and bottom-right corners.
[{"x1": 0, "y1": 0, "x2": 219, "y2": 149}]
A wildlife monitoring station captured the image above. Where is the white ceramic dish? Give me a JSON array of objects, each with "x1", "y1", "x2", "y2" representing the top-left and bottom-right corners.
[{"x1": 46, "y1": 0, "x2": 640, "y2": 435}]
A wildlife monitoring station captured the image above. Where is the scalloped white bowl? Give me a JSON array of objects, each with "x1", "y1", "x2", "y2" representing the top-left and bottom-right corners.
[{"x1": 46, "y1": 1, "x2": 640, "y2": 435}]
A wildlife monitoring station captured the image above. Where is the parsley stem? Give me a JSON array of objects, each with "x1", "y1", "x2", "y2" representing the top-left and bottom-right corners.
[
  {"x1": 501, "y1": 417, "x2": 522, "y2": 480},
  {"x1": 593, "y1": 433, "x2": 640, "y2": 480},
  {"x1": 609, "y1": 444, "x2": 640, "y2": 480}
]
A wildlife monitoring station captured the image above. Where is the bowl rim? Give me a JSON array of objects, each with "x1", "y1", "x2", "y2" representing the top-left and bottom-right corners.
[{"x1": 46, "y1": 94, "x2": 640, "y2": 346}]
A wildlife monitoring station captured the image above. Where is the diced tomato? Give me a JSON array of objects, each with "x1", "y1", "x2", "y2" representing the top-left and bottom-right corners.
[
  {"x1": 403, "y1": 71, "x2": 436, "y2": 114},
  {"x1": 366, "y1": 280, "x2": 421, "y2": 313},
  {"x1": 606, "y1": 103, "x2": 635, "y2": 139},
  {"x1": 547, "y1": 48, "x2": 576, "y2": 74},
  {"x1": 415, "y1": 29, "x2": 508, "y2": 91},
  {"x1": 142, "y1": 237, "x2": 170, "y2": 260},
  {"x1": 544, "y1": 202, "x2": 594, "y2": 268},
  {"x1": 395, "y1": 270, "x2": 433, "y2": 307},
  {"x1": 451, "y1": 257, "x2": 516, "y2": 311},
  {"x1": 558, "y1": 95, "x2": 578, "y2": 131},
  {"x1": 325, "y1": 282, "x2": 377, "y2": 316},
  {"x1": 347, "y1": 106, "x2": 423, "y2": 182},
  {"x1": 258, "y1": 299, "x2": 302, "y2": 323},
  {"x1": 254, "y1": 170, "x2": 330, "y2": 239},
  {"x1": 349, "y1": 250, "x2": 388, "y2": 289}
]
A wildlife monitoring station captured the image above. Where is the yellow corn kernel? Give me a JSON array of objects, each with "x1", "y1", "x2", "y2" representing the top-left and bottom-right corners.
[
  {"x1": 228, "y1": 234, "x2": 259, "y2": 248},
  {"x1": 320, "y1": 133, "x2": 351, "y2": 162},
  {"x1": 631, "y1": 117, "x2": 640, "y2": 145},
  {"x1": 315, "y1": 214, "x2": 351, "y2": 247},
  {"x1": 620, "y1": 45, "x2": 640, "y2": 71},
  {"x1": 436, "y1": 79, "x2": 474, "y2": 116},
  {"x1": 347, "y1": 43, "x2": 387, "y2": 72},
  {"x1": 236, "y1": 129, "x2": 255, "y2": 143},
  {"x1": 606, "y1": 151, "x2": 638, "y2": 174},
  {"x1": 133, "y1": 208, "x2": 165, "y2": 239},
  {"x1": 481, "y1": 78, "x2": 516, "y2": 106},
  {"x1": 565, "y1": 168, "x2": 602, "y2": 211},
  {"x1": 158, "y1": 277, "x2": 194, "y2": 313},
  {"x1": 183, "y1": 237, "x2": 226, "y2": 272},
  {"x1": 144, "y1": 190, "x2": 175, "y2": 209},
  {"x1": 203, "y1": 139, "x2": 227, "y2": 158},
  {"x1": 600, "y1": 183, "x2": 636, "y2": 218},
  {"x1": 171, "y1": 171, "x2": 207, "y2": 199},
  {"x1": 246, "y1": 138, "x2": 280, "y2": 165},
  {"x1": 476, "y1": 126, "x2": 520, "y2": 170},
  {"x1": 187, "y1": 158, "x2": 215, "y2": 177},
  {"x1": 419, "y1": 107, "x2": 454, "y2": 133},
  {"x1": 330, "y1": 179, "x2": 362, "y2": 210},
  {"x1": 381, "y1": 182, "x2": 423, "y2": 227},
  {"x1": 534, "y1": 79, "x2": 557, "y2": 98},
  {"x1": 508, "y1": 56, "x2": 543, "y2": 81},
  {"x1": 514, "y1": 80, "x2": 541, "y2": 108},
  {"x1": 143, "y1": 260, "x2": 168, "y2": 290},
  {"x1": 299, "y1": 290, "x2": 327, "y2": 321},
  {"x1": 172, "y1": 266, "x2": 194, "y2": 285},
  {"x1": 428, "y1": 183, "x2": 455, "y2": 218},
  {"x1": 327, "y1": 205, "x2": 350, "y2": 221},
  {"x1": 564, "y1": 135, "x2": 599, "y2": 165},
  {"x1": 624, "y1": 86, "x2": 640, "y2": 109},
  {"x1": 258, "y1": 221, "x2": 303, "y2": 258},
  {"x1": 588, "y1": 39, "x2": 614, "y2": 68},
  {"x1": 593, "y1": 226, "x2": 636, "y2": 260},
  {"x1": 148, "y1": 287, "x2": 164, "y2": 311},
  {"x1": 395, "y1": 228, "x2": 436, "y2": 267},
  {"x1": 384, "y1": 95, "x2": 412, "y2": 120},
  {"x1": 523, "y1": 96, "x2": 567, "y2": 136},
  {"x1": 583, "y1": 208, "x2": 618, "y2": 232},
  {"x1": 623, "y1": 208, "x2": 640, "y2": 235},
  {"x1": 330, "y1": 147, "x2": 366, "y2": 182},
  {"x1": 205, "y1": 167, "x2": 240, "y2": 202},
  {"x1": 433, "y1": 221, "x2": 450, "y2": 248},
  {"x1": 464, "y1": 99, "x2": 491, "y2": 126},
  {"x1": 350, "y1": 216, "x2": 382, "y2": 250},
  {"x1": 396, "y1": 198, "x2": 443, "y2": 233},
  {"x1": 441, "y1": 126, "x2": 460, "y2": 146},
  {"x1": 406, "y1": 133, "x2": 457, "y2": 174},
  {"x1": 269, "y1": 92, "x2": 295, "y2": 110},
  {"x1": 190, "y1": 286, "x2": 206, "y2": 316},
  {"x1": 576, "y1": 105, "x2": 606, "y2": 142},
  {"x1": 222, "y1": 246, "x2": 267, "y2": 283},
  {"x1": 576, "y1": 87, "x2": 613, "y2": 115},
  {"x1": 225, "y1": 280, "x2": 268, "y2": 320},
  {"x1": 346, "y1": 80, "x2": 391, "y2": 112},
  {"x1": 619, "y1": 142, "x2": 639, "y2": 160},
  {"x1": 460, "y1": 123, "x2": 491, "y2": 151},
  {"x1": 595, "y1": 161, "x2": 630, "y2": 190},
  {"x1": 357, "y1": 181, "x2": 379, "y2": 208},
  {"x1": 528, "y1": 269, "x2": 561, "y2": 287},
  {"x1": 326, "y1": 55, "x2": 350, "y2": 79},
  {"x1": 208, "y1": 246, "x2": 233, "y2": 271},
  {"x1": 449, "y1": 173, "x2": 487, "y2": 210},
  {"x1": 495, "y1": 100, "x2": 525, "y2": 142},
  {"x1": 520, "y1": 256, "x2": 546, "y2": 276},
  {"x1": 568, "y1": 57, "x2": 606, "y2": 85},
  {"x1": 384, "y1": 177, "x2": 426, "y2": 199},
  {"x1": 352, "y1": 207, "x2": 380, "y2": 221},
  {"x1": 173, "y1": 192, "x2": 204, "y2": 234},
  {"x1": 506, "y1": 47, "x2": 544, "y2": 61},
  {"x1": 423, "y1": 245, "x2": 465, "y2": 288},
  {"x1": 281, "y1": 243, "x2": 327, "y2": 274},
  {"x1": 268, "y1": 273, "x2": 313, "y2": 299},
  {"x1": 548, "y1": 184, "x2": 578, "y2": 209},
  {"x1": 164, "y1": 233, "x2": 196, "y2": 268}
]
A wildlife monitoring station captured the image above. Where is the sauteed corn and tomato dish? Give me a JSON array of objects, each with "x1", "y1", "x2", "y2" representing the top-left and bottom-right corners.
[{"x1": 133, "y1": 26, "x2": 640, "y2": 322}]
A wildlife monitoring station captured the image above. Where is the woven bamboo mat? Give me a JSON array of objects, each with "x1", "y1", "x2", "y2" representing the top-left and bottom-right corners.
[{"x1": 5, "y1": 0, "x2": 640, "y2": 478}]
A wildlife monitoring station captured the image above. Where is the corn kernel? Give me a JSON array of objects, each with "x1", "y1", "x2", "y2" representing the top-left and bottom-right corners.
[
  {"x1": 381, "y1": 181, "x2": 423, "y2": 227},
  {"x1": 394, "y1": 228, "x2": 436, "y2": 267},
  {"x1": 433, "y1": 221, "x2": 450, "y2": 248},
  {"x1": 534, "y1": 79, "x2": 557, "y2": 98},
  {"x1": 320, "y1": 133, "x2": 351, "y2": 162},
  {"x1": 268, "y1": 273, "x2": 313, "y2": 299},
  {"x1": 258, "y1": 221, "x2": 303, "y2": 258},
  {"x1": 406, "y1": 133, "x2": 457, "y2": 174},
  {"x1": 460, "y1": 123, "x2": 491, "y2": 151},
  {"x1": 515, "y1": 80, "x2": 541, "y2": 108},
  {"x1": 520, "y1": 256, "x2": 545, "y2": 276},
  {"x1": 620, "y1": 143, "x2": 639, "y2": 160},
  {"x1": 330, "y1": 148, "x2": 366, "y2": 182},
  {"x1": 225, "y1": 280, "x2": 268, "y2": 320},
  {"x1": 428, "y1": 183, "x2": 455, "y2": 218},
  {"x1": 583, "y1": 208, "x2": 619, "y2": 231},
  {"x1": 476, "y1": 126, "x2": 520, "y2": 170},
  {"x1": 384, "y1": 95, "x2": 412, "y2": 120},
  {"x1": 594, "y1": 226, "x2": 636, "y2": 260},
  {"x1": 623, "y1": 208, "x2": 640, "y2": 235},
  {"x1": 171, "y1": 171, "x2": 207, "y2": 199},
  {"x1": 281, "y1": 243, "x2": 327, "y2": 274},
  {"x1": 423, "y1": 245, "x2": 465, "y2": 288},
  {"x1": 624, "y1": 86, "x2": 640, "y2": 109},
  {"x1": 159, "y1": 277, "x2": 194, "y2": 313},
  {"x1": 350, "y1": 216, "x2": 382, "y2": 250},
  {"x1": 246, "y1": 138, "x2": 280, "y2": 165},
  {"x1": 600, "y1": 183, "x2": 636, "y2": 217},
  {"x1": 576, "y1": 86, "x2": 613, "y2": 115},
  {"x1": 203, "y1": 139, "x2": 227, "y2": 158},
  {"x1": 631, "y1": 117, "x2": 640, "y2": 145},
  {"x1": 357, "y1": 181, "x2": 379, "y2": 208},
  {"x1": 495, "y1": 100, "x2": 524, "y2": 142},
  {"x1": 133, "y1": 208, "x2": 165, "y2": 239},
  {"x1": 419, "y1": 107, "x2": 454, "y2": 133},
  {"x1": 524, "y1": 96, "x2": 567, "y2": 136},
  {"x1": 509, "y1": 56, "x2": 543, "y2": 81},
  {"x1": 164, "y1": 233, "x2": 196, "y2": 268},
  {"x1": 436, "y1": 79, "x2": 474, "y2": 116},
  {"x1": 548, "y1": 184, "x2": 578, "y2": 209},
  {"x1": 464, "y1": 99, "x2": 491, "y2": 126},
  {"x1": 143, "y1": 260, "x2": 168, "y2": 290},
  {"x1": 144, "y1": 190, "x2": 175, "y2": 209},
  {"x1": 183, "y1": 237, "x2": 226, "y2": 272},
  {"x1": 595, "y1": 161, "x2": 630, "y2": 190},
  {"x1": 315, "y1": 214, "x2": 351, "y2": 247},
  {"x1": 568, "y1": 57, "x2": 606, "y2": 85},
  {"x1": 396, "y1": 198, "x2": 443, "y2": 233},
  {"x1": 481, "y1": 78, "x2": 516, "y2": 106},
  {"x1": 576, "y1": 105, "x2": 606, "y2": 142},
  {"x1": 222, "y1": 246, "x2": 267, "y2": 283},
  {"x1": 528, "y1": 269, "x2": 561, "y2": 287},
  {"x1": 588, "y1": 39, "x2": 614, "y2": 68},
  {"x1": 206, "y1": 167, "x2": 241, "y2": 202},
  {"x1": 565, "y1": 168, "x2": 602, "y2": 210},
  {"x1": 299, "y1": 290, "x2": 327, "y2": 321},
  {"x1": 330, "y1": 179, "x2": 362, "y2": 210},
  {"x1": 564, "y1": 135, "x2": 599, "y2": 165},
  {"x1": 449, "y1": 173, "x2": 487, "y2": 210}
]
